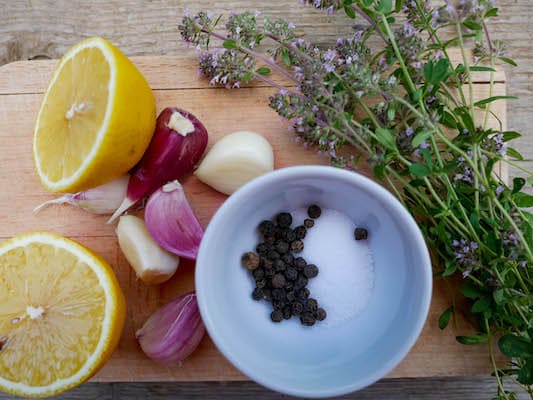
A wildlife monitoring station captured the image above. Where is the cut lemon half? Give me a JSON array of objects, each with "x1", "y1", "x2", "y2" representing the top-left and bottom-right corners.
[
  {"x1": 33, "y1": 37, "x2": 156, "y2": 193},
  {"x1": 0, "y1": 232, "x2": 126, "y2": 398}
]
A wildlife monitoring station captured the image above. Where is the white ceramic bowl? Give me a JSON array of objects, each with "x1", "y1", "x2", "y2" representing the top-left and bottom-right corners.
[{"x1": 196, "y1": 166, "x2": 432, "y2": 398}]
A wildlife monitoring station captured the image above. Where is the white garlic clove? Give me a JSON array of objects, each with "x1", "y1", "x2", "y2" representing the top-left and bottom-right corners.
[
  {"x1": 116, "y1": 215, "x2": 180, "y2": 284},
  {"x1": 194, "y1": 131, "x2": 274, "y2": 195},
  {"x1": 34, "y1": 175, "x2": 129, "y2": 215}
]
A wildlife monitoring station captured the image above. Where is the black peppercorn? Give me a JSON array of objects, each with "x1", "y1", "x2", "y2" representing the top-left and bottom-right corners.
[
  {"x1": 265, "y1": 268, "x2": 275, "y2": 278},
  {"x1": 263, "y1": 258, "x2": 273, "y2": 270},
  {"x1": 300, "y1": 312, "x2": 316, "y2": 326},
  {"x1": 255, "y1": 278, "x2": 267, "y2": 289},
  {"x1": 304, "y1": 218, "x2": 315, "y2": 228},
  {"x1": 315, "y1": 308, "x2": 327, "y2": 321},
  {"x1": 276, "y1": 212, "x2": 293, "y2": 227},
  {"x1": 273, "y1": 259, "x2": 286, "y2": 271},
  {"x1": 272, "y1": 273, "x2": 287, "y2": 289},
  {"x1": 281, "y1": 253, "x2": 294, "y2": 265},
  {"x1": 294, "y1": 275, "x2": 309, "y2": 290},
  {"x1": 271, "y1": 310, "x2": 283, "y2": 323},
  {"x1": 266, "y1": 250, "x2": 280, "y2": 260},
  {"x1": 256, "y1": 242, "x2": 269, "y2": 255},
  {"x1": 290, "y1": 240, "x2": 304, "y2": 253},
  {"x1": 291, "y1": 302, "x2": 304, "y2": 316},
  {"x1": 297, "y1": 287, "x2": 310, "y2": 300},
  {"x1": 252, "y1": 287, "x2": 263, "y2": 300},
  {"x1": 294, "y1": 257, "x2": 307, "y2": 270},
  {"x1": 354, "y1": 227, "x2": 368, "y2": 240},
  {"x1": 303, "y1": 264, "x2": 319, "y2": 278},
  {"x1": 284, "y1": 267, "x2": 298, "y2": 281},
  {"x1": 264, "y1": 235, "x2": 276, "y2": 245},
  {"x1": 294, "y1": 225, "x2": 307, "y2": 240},
  {"x1": 259, "y1": 220, "x2": 275, "y2": 236},
  {"x1": 272, "y1": 299, "x2": 285, "y2": 310},
  {"x1": 274, "y1": 240, "x2": 289, "y2": 254},
  {"x1": 286, "y1": 291, "x2": 296, "y2": 302},
  {"x1": 284, "y1": 230, "x2": 297, "y2": 242},
  {"x1": 242, "y1": 252, "x2": 260, "y2": 270},
  {"x1": 306, "y1": 298, "x2": 318, "y2": 312},
  {"x1": 307, "y1": 204, "x2": 322, "y2": 219},
  {"x1": 263, "y1": 288, "x2": 272, "y2": 301},
  {"x1": 278, "y1": 227, "x2": 291, "y2": 240},
  {"x1": 283, "y1": 306, "x2": 292, "y2": 320},
  {"x1": 272, "y1": 288, "x2": 286, "y2": 301},
  {"x1": 253, "y1": 268, "x2": 265, "y2": 279}
]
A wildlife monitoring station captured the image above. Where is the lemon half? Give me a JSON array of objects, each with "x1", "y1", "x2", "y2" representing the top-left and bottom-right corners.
[
  {"x1": 33, "y1": 37, "x2": 155, "y2": 192},
  {"x1": 0, "y1": 232, "x2": 126, "y2": 398}
]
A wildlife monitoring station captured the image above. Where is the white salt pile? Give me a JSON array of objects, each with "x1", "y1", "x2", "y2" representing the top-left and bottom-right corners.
[{"x1": 297, "y1": 208, "x2": 374, "y2": 326}]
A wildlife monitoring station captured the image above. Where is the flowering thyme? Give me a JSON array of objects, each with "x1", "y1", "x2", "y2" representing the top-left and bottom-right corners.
[{"x1": 180, "y1": 3, "x2": 533, "y2": 398}]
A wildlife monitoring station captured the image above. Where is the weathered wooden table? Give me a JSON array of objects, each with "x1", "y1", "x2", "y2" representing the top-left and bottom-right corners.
[{"x1": 1, "y1": 1, "x2": 532, "y2": 399}]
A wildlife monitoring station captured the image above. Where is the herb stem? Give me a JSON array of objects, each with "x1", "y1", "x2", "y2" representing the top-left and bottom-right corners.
[
  {"x1": 455, "y1": 22, "x2": 475, "y2": 116},
  {"x1": 380, "y1": 14, "x2": 417, "y2": 96},
  {"x1": 349, "y1": 4, "x2": 387, "y2": 42},
  {"x1": 485, "y1": 318, "x2": 510, "y2": 400}
]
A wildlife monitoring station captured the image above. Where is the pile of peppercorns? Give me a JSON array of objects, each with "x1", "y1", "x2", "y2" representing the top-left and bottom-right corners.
[{"x1": 241, "y1": 204, "x2": 326, "y2": 326}]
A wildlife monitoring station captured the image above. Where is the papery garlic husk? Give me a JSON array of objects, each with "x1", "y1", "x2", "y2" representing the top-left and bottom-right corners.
[
  {"x1": 194, "y1": 131, "x2": 274, "y2": 195},
  {"x1": 145, "y1": 180, "x2": 203, "y2": 260},
  {"x1": 34, "y1": 175, "x2": 129, "y2": 214},
  {"x1": 116, "y1": 215, "x2": 180, "y2": 284},
  {"x1": 136, "y1": 291, "x2": 205, "y2": 364}
]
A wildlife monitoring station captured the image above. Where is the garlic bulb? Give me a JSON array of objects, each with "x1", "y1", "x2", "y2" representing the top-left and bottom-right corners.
[
  {"x1": 116, "y1": 215, "x2": 180, "y2": 284},
  {"x1": 136, "y1": 291, "x2": 205, "y2": 364},
  {"x1": 194, "y1": 131, "x2": 274, "y2": 195},
  {"x1": 34, "y1": 175, "x2": 129, "y2": 215}
]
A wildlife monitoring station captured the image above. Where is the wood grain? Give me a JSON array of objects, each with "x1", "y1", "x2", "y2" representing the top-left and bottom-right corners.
[
  {"x1": 0, "y1": 378, "x2": 531, "y2": 400},
  {"x1": 0, "y1": 54, "x2": 508, "y2": 382},
  {"x1": 0, "y1": 0, "x2": 532, "y2": 398}
]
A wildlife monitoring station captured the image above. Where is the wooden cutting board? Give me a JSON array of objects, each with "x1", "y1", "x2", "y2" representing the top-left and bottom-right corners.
[{"x1": 0, "y1": 54, "x2": 507, "y2": 382}]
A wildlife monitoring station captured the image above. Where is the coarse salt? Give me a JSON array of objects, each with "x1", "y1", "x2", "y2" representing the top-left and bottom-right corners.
[{"x1": 294, "y1": 207, "x2": 374, "y2": 327}]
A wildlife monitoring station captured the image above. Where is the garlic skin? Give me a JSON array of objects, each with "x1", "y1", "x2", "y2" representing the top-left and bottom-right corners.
[
  {"x1": 116, "y1": 215, "x2": 180, "y2": 284},
  {"x1": 34, "y1": 175, "x2": 129, "y2": 214},
  {"x1": 145, "y1": 181, "x2": 204, "y2": 260},
  {"x1": 194, "y1": 131, "x2": 274, "y2": 195},
  {"x1": 136, "y1": 291, "x2": 205, "y2": 364}
]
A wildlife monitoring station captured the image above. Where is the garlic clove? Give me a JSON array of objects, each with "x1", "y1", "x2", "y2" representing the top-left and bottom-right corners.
[
  {"x1": 136, "y1": 291, "x2": 205, "y2": 364},
  {"x1": 34, "y1": 175, "x2": 129, "y2": 215},
  {"x1": 145, "y1": 180, "x2": 204, "y2": 260},
  {"x1": 194, "y1": 131, "x2": 274, "y2": 195},
  {"x1": 116, "y1": 215, "x2": 180, "y2": 284}
]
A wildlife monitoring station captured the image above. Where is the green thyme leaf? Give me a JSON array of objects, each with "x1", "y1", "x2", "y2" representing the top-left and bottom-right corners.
[
  {"x1": 507, "y1": 147, "x2": 524, "y2": 160},
  {"x1": 512, "y1": 177, "x2": 526, "y2": 194},
  {"x1": 438, "y1": 307, "x2": 453, "y2": 329},
  {"x1": 470, "y1": 66, "x2": 497, "y2": 72},
  {"x1": 475, "y1": 96, "x2": 517, "y2": 108},
  {"x1": 255, "y1": 66, "x2": 271, "y2": 76},
  {"x1": 499, "y1": 334, "x2": 533, "y2": 358},
  {"x1": 375, "y1": 128, "x2": 397, "y2": 151},
  {"x1": 513, "y1": 193, "x2": 533, "y2": 208},
  {"x1": 409, "y1": 163, "x2": 431, "y2": 177},
  {"x1": 456, "y1": 335, "x2": 488, "y2": 345}
]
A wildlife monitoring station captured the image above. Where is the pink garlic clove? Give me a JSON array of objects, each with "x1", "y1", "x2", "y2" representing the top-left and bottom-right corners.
[
  {"x1": 136, "y1": 291, "x2": 205, "y2": 364},
  {"x1": 144, "y1": 180, "x2": 204, "y2": 260}
]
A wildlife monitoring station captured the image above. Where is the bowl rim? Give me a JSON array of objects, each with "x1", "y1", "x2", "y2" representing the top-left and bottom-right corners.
[{"x1": 196, "y1": 165, "x2": 432, "y2": 398}]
